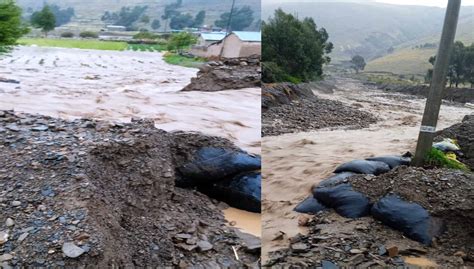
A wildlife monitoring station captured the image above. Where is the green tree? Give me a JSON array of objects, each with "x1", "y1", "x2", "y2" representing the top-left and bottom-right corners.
[
  {"x1": 0, "y1": 0, "x2": 29, "y2": 53},
  {"x1": 101, "y1": 6, "x2": 148, "y2": 30},
  {"x1": 169, "y1": 13, "x2": 193, "y2": 30},
  {"x1": 167, "y1": 32, "x2": 196, "y2": 53},
  {"x1": 140, "y1": 15, "x2": 150, "y2": 24},
  {"x1": 262, "y1": 9, "x2": 333, "y2": 83},
  {"x1": 465, "y1": 43, "x2": 474, "y2": 87},
  {"x1": 193, "y1": 10, "x2": 205, "y2": 28},
  {"x1": 426, "y1": 41, "x2": 470, "y2": 88},
  {"x1": 215, "y1": 6, "x2": 254, "y2": 31},
  {"x1": 151, "y1": 19, "x2": 161, "y2": 30},
  {"x1": 351, "y1": 55, "x2": 366, "y2": 73},
  {"x1": 31, "y1": 5, "x2": 56, "y2": 37},
  {"x1": 49, "y1": 4, "x2": 74, "y2": 27}
]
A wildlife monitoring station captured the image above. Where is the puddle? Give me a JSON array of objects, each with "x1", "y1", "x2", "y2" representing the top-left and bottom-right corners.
[{"x1": 223, "y1": 207, "x2": 261, "y2": 237}]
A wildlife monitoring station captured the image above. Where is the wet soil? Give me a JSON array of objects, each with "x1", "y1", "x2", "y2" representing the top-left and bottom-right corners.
[
  {"x1": 0, "y1": 111, "x2": 259, "y2": 268},
  {"x1": 262, "y1": 83, "x2": 378, "y2": 136}
]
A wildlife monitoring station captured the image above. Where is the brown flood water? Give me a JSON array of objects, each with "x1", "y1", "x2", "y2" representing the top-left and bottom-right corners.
[
  {"x1": 0, "y1": 46, "x2": 261, "y2": 236},
  {"x1": 262, "y1": 77, "x2": 473, "y2": 262}
]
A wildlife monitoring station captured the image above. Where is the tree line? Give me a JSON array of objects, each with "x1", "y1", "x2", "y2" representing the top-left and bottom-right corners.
[{"x1": 426, "y1": 41, "x2": 474, "y2": 88}]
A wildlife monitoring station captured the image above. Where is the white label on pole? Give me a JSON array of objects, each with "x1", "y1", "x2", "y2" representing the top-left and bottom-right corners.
[{"x1": 420, "y1": 125, "x2": 436, "y2": 133}]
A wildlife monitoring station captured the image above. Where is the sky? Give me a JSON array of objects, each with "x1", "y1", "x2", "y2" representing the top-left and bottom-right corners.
[{"x1": 375, "y1": 0, "x2": 474, "y2": 7}]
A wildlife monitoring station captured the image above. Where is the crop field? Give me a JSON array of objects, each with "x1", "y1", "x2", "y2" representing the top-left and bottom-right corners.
[
  {"x1": 127, "y1": 44, "x2": 167, "y2": 52},
  {"x1": 18, "y1": 38, "x2": 128, "y2": 51}
]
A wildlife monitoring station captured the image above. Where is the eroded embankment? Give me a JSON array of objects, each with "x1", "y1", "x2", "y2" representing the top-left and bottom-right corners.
[
  {"x1": 262, "y1": 82, "x2": 378, "y2": 136},
  {"x1": 0, "y1": 111, "x2": 259, "y2": 268}
]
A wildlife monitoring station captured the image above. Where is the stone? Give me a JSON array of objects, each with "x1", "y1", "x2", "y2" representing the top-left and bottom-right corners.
[
  {"x1": 11, "y1": 201, "x2": 21, "y2": 206},
  {"x1": 348, "y1": 253, "x2": 365, "y2": 264},
  {"x1": 17, "y1": 232, "x2": 29, "y2": 242},
  {"x1": 454, "y1": 251, "x2": 467, "y2": 258},
  {"x1": 321, "y1": 260, "x2": 339, "y2": 269},
  {"x1": 0, "y1": 231, "x2": 8, "y2": 244},
  {"x1": 291, "y1": 243, "x2": 309, "y2": 253},
  {"x1": 387, "y1": 246, "x2": 399, "y2": 257},
  {"x1": 297, "y1": 215, "x2": 310, "y2": 226},
  {"x1": 5, "y1": 218, "x2": 14, "y2": 227},
  {"x1": 31, "y1": 125, "x2": 49, "y2": 131},
  {"x1": 349, "y1": 249, "x2": 363, "y2": 254},
  {"x1": 62, "y1": 242, "x2": 85, "y2": 258},
  {"x1": 197, "y1": 240, "x2": 213, "y2": 252},
  {"x1": 0, "y1": 254, "x2": 13, "y2": 262}
]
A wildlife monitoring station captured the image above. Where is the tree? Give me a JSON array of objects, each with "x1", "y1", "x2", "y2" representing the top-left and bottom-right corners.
[
  {"x1": 351, "y1": 55, "x2": 366, "y2": 73},
  {"x1": 169, "y1": 13, "x2": 193, "y2": 30},
  {"x1": 262, "y1": 9, "x2": 333, "y2": 83},
  {"x1": 101, "y1": 6, "x2": 148, "y2": 30},
  {"x1": 426, "y1": 41, "x2": 472, "y2": 88},
  {"x1": 140, "y1": 15, "x2": 150, "y2": 24},
  {"x1": 0, "y1": 0, "x2": 29, "y2": 53},
  {"x1": 31, "y1": 5, "x2": 56, "y2": 37},
  {"x1": 193, "y1": 10, "x2": 205, "y2": 28},
  {"x1": 49, "y1": 4, "x2": 74, "y2": 27},
  {"x1": 215, "y1": 6, "x2": 254, "y2": 31},
  {"x1": 167, "y1": 32, "x2": 197, "y2": 53},
  {"x1": 151, "y1": 19, "x2": 161, "y2": 30}
]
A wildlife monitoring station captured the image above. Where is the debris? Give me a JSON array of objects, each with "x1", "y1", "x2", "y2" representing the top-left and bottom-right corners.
[{"x1": 62, "y1": 242, "x2": 85, "y2": 258}]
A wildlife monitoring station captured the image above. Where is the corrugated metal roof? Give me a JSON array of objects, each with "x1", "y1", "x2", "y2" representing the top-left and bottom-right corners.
[
  {"x1": 200, "y1": 32, "x2": 226, "y2": 41},
  {"x1": 232, "y1": 31, "x2": 261, "y2": 42}
]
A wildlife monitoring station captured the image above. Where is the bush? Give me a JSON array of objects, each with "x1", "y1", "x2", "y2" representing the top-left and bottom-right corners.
[
  {"x1": 79, "y1": 31, "x2": 98, "y2": 39},
  {"x1": 133, "y1": 32, "x2": 159, "y2": 40},
  {"x1": 60, "y1": 32, "x2": 74, "y2": 38},
  {"x1": 425, "y1": 148, "x2": 468, "y2": 171}
]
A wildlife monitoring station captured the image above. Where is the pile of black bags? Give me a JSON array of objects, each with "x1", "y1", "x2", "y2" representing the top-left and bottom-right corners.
[
  {"x1": 294, "y1": 154, "x2": 444, "y2": 245},
  {"x1": 177, "y1": 147, "x2": 261, "y2": 213}
]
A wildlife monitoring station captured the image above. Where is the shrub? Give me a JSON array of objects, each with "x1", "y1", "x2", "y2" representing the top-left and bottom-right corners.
[
  {"x1": 133, "y1": 32, "x2": 159, "y2": 40},
  {"x1": 425, "y1": 148, "x2": 468, "y2": 171},
  {"x1": 79, "y1": 31, "x2": 98, "y2": 39},
  {"x1": 60, "y1": 32, "x2": 74, "y2": 38}
]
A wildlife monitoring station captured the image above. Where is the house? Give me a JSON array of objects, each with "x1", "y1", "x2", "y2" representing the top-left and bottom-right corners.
[
  {"x1": 197, "y1": 32, "x2": 227, "y2": 46},
  {"x1": 190, "y1": 31, "x2": 261, "y2": 59}
]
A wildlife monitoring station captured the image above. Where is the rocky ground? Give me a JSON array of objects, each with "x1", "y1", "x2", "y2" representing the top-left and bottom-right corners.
[
  {"x1": 182, "y1": 56, "x2": 261, "y2": 92},
  {"x1": 0, "y1": 110, "x2": 259, "y2": 268},
  {"x1": 266, "y1": 167, "x2": 474, "y2": 268},
  {"x1": 436, "y1": 114, "x2": 474, "y2": 170},
  {"x1": 262, "y1": 83, "x2": 378, "y2": 136}
]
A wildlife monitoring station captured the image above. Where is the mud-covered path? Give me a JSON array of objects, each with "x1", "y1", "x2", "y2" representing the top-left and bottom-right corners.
[
  {"x1": 262, "y1": 77, "x2": 473, "y2": 261},
  {"x1": 0, "y1": 46, "x2": 260, "y2": 154}
]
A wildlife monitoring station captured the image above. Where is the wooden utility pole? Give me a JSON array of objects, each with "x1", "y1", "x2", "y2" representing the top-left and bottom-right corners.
[
  {"x1": 219, "y1": 0, "x2": 236, "y2": 59},
  {"x1": 413, "y1": 0, "x2": 462, "y2": 166}
]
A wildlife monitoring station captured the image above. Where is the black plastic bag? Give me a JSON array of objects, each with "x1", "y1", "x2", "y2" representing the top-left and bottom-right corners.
[
  {"x1": 198, "y1": 172, "x2": 261, "y2": 213},
  {"x1": 294, "y1": 195, "x2": 327, "y2": 214},
  {"x1": 366, "y1": 156, "x2": 411, "y2": 169},
  {"x1": 334, "y1": 160, "x2": 390, "y2": 175},
  {"x1": 316, "y1": 172, "x2": 356, "y2": 189},
  {"x1": 371, "y1": 195, "x2": 445, "y2": 245},
  {"x1": 178, "y1": 147, "x2": 261, "y2": 185},
  {"x1": 314, "y1": 184, "x2": 371, "y2": 218}
]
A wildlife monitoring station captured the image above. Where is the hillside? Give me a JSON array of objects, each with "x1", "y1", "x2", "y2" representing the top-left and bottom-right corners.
[
  {"x1": 262, "y1": 1, "x2": 474, "y2": 66},
  {"x1": 17, "y1": 0, "x2": 261, "y2": 31}
]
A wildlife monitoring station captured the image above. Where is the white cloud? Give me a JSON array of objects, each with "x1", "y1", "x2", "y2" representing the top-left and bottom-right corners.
[{"x1": 375, "y1": 0, "x2": 474, "y2": 7}]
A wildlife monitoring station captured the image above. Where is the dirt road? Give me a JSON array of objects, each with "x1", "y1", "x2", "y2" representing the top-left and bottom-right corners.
[{"x1": 262, "y1": 77, "x2": 473, "y2": 261}]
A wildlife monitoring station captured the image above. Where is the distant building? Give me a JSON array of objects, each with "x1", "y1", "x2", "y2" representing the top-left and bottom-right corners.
[
  {"x1": 190, "y1": 31, "x2": 261, "y2": 59},
  {"x1": 197, "y1": 32, "x2": 227, "y2": 46}
]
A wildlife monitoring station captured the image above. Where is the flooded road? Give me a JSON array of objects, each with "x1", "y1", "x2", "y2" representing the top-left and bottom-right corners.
[
  {"x1": 262, "y1": 77, "x2": 473, "y2": 262},
  {"x1": 0, "y1": 46, "x2": 261, "y2": 237}
]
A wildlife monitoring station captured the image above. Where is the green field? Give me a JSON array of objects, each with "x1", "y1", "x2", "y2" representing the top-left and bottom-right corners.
[
  {"x1": 366, "y1": 48, "x2": 436, "y2": 76},
  {"x1": 127, "y1": 44, "x2": 167, "y2": 52},
  {"x1": 19, "y1": 38, "x2": 128, "y2": 51},
  {"x1": 163, "y1": 53, "x2": 206, "y2": 68}
]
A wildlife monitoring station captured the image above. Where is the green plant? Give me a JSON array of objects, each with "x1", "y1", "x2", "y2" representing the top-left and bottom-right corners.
[
  {"x1": 0, "y1": 0, "x2": 29, "y2": 53},
  {"x1": 31, "y1": 5, "x2": 56, "y2": 36},
  {"x1": 167, "y1": 32, "x2": 196, "y2": 52},
  {"x1": 60, "y1": 32, "x2": 74, "y2": 38},
  {"x1": 79, "y1": 31, "x2": 98, "y2": 39},
  {"x1": 425, "y1": 148, "x2": 468, "y2": 171}
]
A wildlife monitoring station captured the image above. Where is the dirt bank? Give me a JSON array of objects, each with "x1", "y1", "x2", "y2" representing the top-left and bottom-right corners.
[
  {"x1": 0, "y1": 111, "x2": 259, "y2": 267},
  {"x1": 262, "y1": 82, "x2": 378, "y2": 136},
  {"x1": 182, "y1": 56, "x2": 261, "y2": 92},
  {"x1": 262, "y1": 77, "x2": 473, "y2": 263},
  {"x1": 0, "y1": 46, "x2": 260, "y2": 154},
  {"x1": 367, "y1": 82, "x2": 474, "y2": 104}
]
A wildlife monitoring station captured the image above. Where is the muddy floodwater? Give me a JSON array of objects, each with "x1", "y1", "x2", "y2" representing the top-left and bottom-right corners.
[
  {"x1": 262, "y1": 77, "x2": 473, "y2": 262},
  {"x1": 0, "y1": 46, "x2": 261, "y2": 236}
]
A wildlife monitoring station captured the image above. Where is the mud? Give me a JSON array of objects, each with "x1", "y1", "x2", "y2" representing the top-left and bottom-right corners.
[
  {"x1": 262, "y1": 77, "x2": 473, "y2": 263},
  {"x1": 0, "y1": 111, "x2": 259, "y2": 267},
  {"x1": 182, "y1": 56, "x2": 261, "y2": 92},
  {"x1": 368, "y1": 82, "x2": 474, "y2": 104},
  {"x1": 0, "y1": 46, "x2": 260, "y2": 154},
  {"x1": 262, "y1": 82, "x2": 378, "y2": 136},
  {"x1": 436, "y1": 114, "x2": 474, "y2": 170}
]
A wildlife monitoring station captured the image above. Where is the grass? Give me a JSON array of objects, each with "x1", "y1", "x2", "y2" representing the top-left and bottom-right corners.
[
  {"x1": 366, "y1": 47, "x2": 436, "y2": 76},
  {"x1": 18, "y1": 38, "x2": 128, "y2": 51},
  {"x1": 425, "y1": 148, "x2": 469, "y2": 171},
  {"x1": 163, "y1": 52, "x2": 206, "y2": 68},
  {"x1": 127, "y1": 43, "x2": 167, "y2": 52}
]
